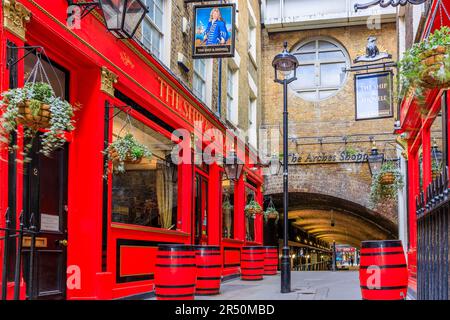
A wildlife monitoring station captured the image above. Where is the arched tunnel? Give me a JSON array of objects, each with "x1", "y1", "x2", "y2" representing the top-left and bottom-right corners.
[{"x1": 264, "y1": 192, "x2": 398, "y2": 249}]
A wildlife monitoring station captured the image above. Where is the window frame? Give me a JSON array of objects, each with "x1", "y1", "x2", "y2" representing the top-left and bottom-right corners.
[
  {"x1": 226, "y1": 66, "x2": 239, "y2": 125},
  {"x1": 193, "y1": 59, "x2": 207, "y2": 102},
  {"x1": 244, "y1": 180, "x2": 258, "y2": 242},
  {"x1": 107, "y1": 102, "x2": 181, "y2": 232},
  {"x1": 140, "y1": 0, "x2": 165, "y2": 59},
  {"x1": 290, "y1": 37, "x2": 350, "y2": 102}
]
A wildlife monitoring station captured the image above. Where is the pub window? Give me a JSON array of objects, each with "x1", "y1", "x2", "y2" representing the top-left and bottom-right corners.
[
  {"x1": 222, "y1": 178, "x2": 235, "y2": 239},
  {"x1": 245, "y1": 184, "x2": 256, "y2": 242},
  {"x1": 111, "y1": 109, "x2": 178, "y2": 229}
]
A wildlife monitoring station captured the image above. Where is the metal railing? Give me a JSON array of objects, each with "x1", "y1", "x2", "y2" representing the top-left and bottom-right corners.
[
  {"x1": 416, "y1": 167, "x2": 449, "y2": 300},
  {"x1": 0, "y1": 208, "x2": 38, "y2": 300}
]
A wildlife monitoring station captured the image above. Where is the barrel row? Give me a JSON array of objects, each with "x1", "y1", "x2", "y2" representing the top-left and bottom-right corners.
[{"x1": 155, "y1": 245, "x2": 279, "y2": 299}]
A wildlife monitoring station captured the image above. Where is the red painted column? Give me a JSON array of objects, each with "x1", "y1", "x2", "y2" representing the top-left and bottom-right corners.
[
  {"x1": 208, "y1": 163, "x2": 221, "y2": 245},
  {"x1": 0, "y1": 27, "x2": 27, "y2": 299},
  {"x1": 422, "y1": 126, "x2": 432, "y2": 193},
  {"x1": 254, "y1": 185, "x2": 263, "y2": 244},
  {"x1": 66, "y1": 67, "x2": 107, "y2": 299},
  {"x1": 234, "y1": 173, "x2": 245, "y2": 242}
]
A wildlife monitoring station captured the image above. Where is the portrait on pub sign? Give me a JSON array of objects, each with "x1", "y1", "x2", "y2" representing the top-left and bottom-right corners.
[{"x1": 192, "y1": 4, "x2": 236, "y2": 59}]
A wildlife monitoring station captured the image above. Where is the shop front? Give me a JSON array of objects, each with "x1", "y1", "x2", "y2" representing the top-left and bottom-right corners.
[{"x1": 0, "y1": 0, "x2": 263, "y2": 300}]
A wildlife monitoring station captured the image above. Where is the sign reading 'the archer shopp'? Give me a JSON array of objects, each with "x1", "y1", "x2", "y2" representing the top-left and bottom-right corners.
[
  {"x1": 355, "y1": 71, "x2": 393, "y2": 120},
  {"x1": 289, "y1": 151, "x2": 369, "y2": 165}
]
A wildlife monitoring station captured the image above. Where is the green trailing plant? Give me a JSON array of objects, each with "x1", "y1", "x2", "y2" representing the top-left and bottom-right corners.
[
  {"x1": 369, "y1": 162, "x2": 404, "y2": 208},
  {"x1": 222, "y1": 199, "x2": 233, "y2": 210},
  {"x1": 264, "y1": 206, "x2": 279, "y2": 224},
  {"x1": 0, "y1": 82, "x2": 75, "y2": 162},
  {"x1": 103, "y1": 133, "x2": 152, "y2": 176},
  {"x1": 245, "y1": 199, "x2": 262, "y2": 218},
  {"x1": 344, "y1": 146, "x2": 359, "y2": 157},
  {"x1": 398, "y1": 26, "x2": 450, "y2": 110}
]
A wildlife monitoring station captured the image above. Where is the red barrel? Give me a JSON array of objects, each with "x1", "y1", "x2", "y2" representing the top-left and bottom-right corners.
[
  {"x1": 241, "y1": 246, "x2": 264, "y2": 281},
  {"x1": 154, "y1": 244, "x2": 196, "y2": 300},
  {"x1": 263, "y1": 246, "x2": 278, "y2": 275},
  {"x1": 194, "y1": 246, "x2": 222, "y2": 296},
  {"x1": 359, "y1": 240, "x2": 408, "y2": 300}
]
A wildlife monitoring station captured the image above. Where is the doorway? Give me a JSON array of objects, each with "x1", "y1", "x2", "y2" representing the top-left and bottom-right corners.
[
  {"x1": 20, "y1": 50, "x2": 70, "y2": 300},
  {"x1": 22, "y1": 138, "x2": 68, "y2": 300},
  {"x1": 193, "y1": 169, "x2": 209, "y2": 245}
]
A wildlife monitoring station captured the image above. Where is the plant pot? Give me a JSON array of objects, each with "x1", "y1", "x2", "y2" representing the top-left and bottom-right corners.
[
  {"x1": 379, "y1": 172, "x2": 395, "y2": 185},
  {"x1": 265, "y1": 212, "x2": 279, "y2": 220},
  {"x1": 432, "y1": 170, "x2": 441, "y2": 180},
  {"x1": 17, "y1": 101, "x2": 51, "y2": 129},
  {"x1": 420, "y1": 46, "x2": 450, "y2": 89},
  {"x1": 109, "y1": 148, "x2": 143, "y2": 164}
]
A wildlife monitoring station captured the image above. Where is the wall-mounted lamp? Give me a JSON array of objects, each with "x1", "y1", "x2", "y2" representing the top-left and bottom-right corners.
[{"x1": 67, "y1": 0, "x2": 148, "y2": 39}]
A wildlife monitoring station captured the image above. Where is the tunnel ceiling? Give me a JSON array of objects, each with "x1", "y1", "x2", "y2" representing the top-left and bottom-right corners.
[{"x1": 269, "y1": 192, "x2": 398, "y2": 248}]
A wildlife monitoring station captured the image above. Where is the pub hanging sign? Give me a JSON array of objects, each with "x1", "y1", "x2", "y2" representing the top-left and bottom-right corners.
[
  {"x1": 192, "y1": 3, "x2": 236, "y2": 59},
  {"x1": 355, "y1": 71, "x2": 393, "y2": 120}
]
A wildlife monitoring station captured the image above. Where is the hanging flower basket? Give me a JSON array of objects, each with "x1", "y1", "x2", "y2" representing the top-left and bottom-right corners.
[
  {"x1": 103, "y1": 133, "x2": 152, "y2": 176},
  {"x1": 109, "y1": 147, "x2": 143, "y2": 165},
  {"x1": 379, "y1": 172, "x2": 395, "y2": 185},
  {"x1": 245, "y1": 199, "x2": 262, "y2": 218},
  {"x1": 16, "y1": 101, "x2": 51, "y2": 129},
  {"x1": 419, "y1": 46, "x2": 450, "y2": 89},
  {"x1": 264, "y1": 207, "x2": 279, "y2": 224},
  {"x1": 398, "y1": 27, "x2": 450, "y2": 106},
  {"x1": 0, "y1": 82, "x2": 75, "y2": 160},
  {"x1": 369, "y1": 162, "x2": 404, "y2": 209}
]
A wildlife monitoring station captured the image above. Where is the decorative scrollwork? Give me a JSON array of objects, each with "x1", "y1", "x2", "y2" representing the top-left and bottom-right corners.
[{"x1": 355, "y1": 0, "x2": 429, "y2": 12}]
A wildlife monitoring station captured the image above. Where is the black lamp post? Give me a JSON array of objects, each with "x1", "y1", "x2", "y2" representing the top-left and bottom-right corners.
[
  {"x1": 224, "y1": 149, "x2": 244, "y2": 182},
  {"x1": 367, "y1": 142, "x2": 384, "y2": 176},
  {"x1": 67, "y1": 0, "x2": 148, "y2": 39},
  {"x1": 272, "y1": 41, "x2": 298, "y2": 294}
]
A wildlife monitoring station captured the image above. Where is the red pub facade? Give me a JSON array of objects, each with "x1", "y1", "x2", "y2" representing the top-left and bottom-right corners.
[
  {"x1": 397, "y1": 0, "x2": 450, "y2": 299},
  {"x1": 0, "y1": 0, "x2": 264, "y2": 300}
]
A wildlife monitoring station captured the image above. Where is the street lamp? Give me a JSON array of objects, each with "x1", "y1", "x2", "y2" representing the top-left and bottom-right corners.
[
  {"x1": 269, "y1": 152, "x2": 282, "y2": 175},
  {"x1": 431, "y1": 138, "x2": 443, "y2": 167},
  {"x1": 367, "y1": 141, "x2": 384, "y2": 176},
  {"x1": 224, "y1": 149, "x2": 244, "y2": 182},
  {"x1": 272, "y1": 41, "x2": 298, "y2": 294},
  {"x1": 67, "y1": 0, "x2": 148, "y2": 39}
]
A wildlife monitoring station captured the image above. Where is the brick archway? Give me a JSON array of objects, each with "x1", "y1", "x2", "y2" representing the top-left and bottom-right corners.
[
  {"x1": 266, "y1": 192, "x2": 397, "y2": 248},
  {"x1": 263, "y1": 163, "x2": 398, "y2": 225}
]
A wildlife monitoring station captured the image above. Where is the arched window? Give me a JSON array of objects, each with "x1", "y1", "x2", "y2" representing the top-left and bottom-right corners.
[{"x1": 290, "y1": 38, "x2": 350, "y2": 102}]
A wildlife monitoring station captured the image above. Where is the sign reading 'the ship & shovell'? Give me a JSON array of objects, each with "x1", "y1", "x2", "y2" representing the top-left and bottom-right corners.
[{"x1": 355, "y1": 71, "x2": 393, "y2": 120}]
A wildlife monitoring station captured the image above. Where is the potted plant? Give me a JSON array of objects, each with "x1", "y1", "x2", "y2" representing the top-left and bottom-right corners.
[
  {"x1": 0, "y1": 82, "x2": 75, "y2": 160},
  {"x1": 103, "y1": 133, "x2": 152, "y2": 175},
  {"x1": 264, "y1": 206, "x2": 279, "y2": 224},
  {"x1": 245, "y1": 199, "x2": 262, "y2": 218},
  {"x1": 432, "y1": 159, "x2": 442, "y2": 180},
  {"x1": 369, "y1": 162, "x2": 404, "y2": 208},
  {"x1": 398, "y1": 26, "x2": 450, "y2": 110}
]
